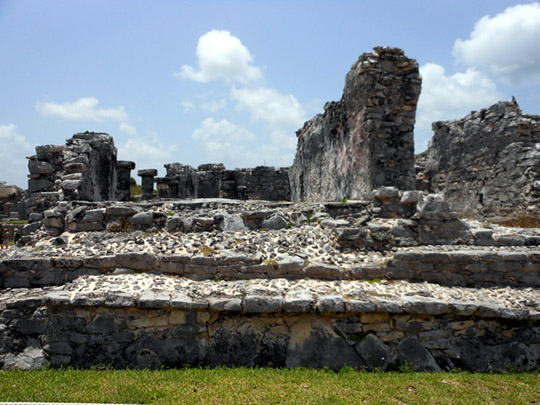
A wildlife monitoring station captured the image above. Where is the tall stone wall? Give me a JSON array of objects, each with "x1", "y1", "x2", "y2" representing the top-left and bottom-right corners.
[
  {"x1": 27, "y1": 132, "x2": 117, "y2": 202},
  {"x1": 290, "y1": 47, "x2": 421, "y2": 202},
  {"x1": 417, "y1": 99, "x2": 540, "y2": 220}
]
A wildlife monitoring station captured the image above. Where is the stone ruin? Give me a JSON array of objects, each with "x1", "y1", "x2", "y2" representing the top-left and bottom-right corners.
[
  {"x1": 416, "y1": 98, "x2": 540, "y2": 221},
  {"x1": 1, "y1": 46, "x2": 539, "y2": 372},
  {"x1": 290, "y1": 46, "x2": 421, "y2": 201},
  {"x1": 0, "y1": 185, "x2": 24, "y2": 218},
  {"x1": 162, "y1": 163, "x2": 290, "y2": 201}
]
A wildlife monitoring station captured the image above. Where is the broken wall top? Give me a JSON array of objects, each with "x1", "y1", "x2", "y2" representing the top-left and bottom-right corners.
[{"x1": 290, "y1": 46, "x2": 421, "y2": 202}]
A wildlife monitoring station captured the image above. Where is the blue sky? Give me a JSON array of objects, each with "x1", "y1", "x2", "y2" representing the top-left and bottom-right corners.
[{"x1": 1, "y1": 0, "x2": 539, "y2": 188}]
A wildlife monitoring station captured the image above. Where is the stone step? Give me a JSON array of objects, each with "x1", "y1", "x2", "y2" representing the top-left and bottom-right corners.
[{"x1": 2, "y1": 248, "x2": 539, "y2": 289}]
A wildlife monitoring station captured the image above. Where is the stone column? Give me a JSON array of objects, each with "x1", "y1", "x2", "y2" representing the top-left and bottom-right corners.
[
  {"x1": 155, "y1": 177, "x2": 170, "y2": 199},
  {"x1": 116, "y1": 161, "x2": 136, "y2": 201},
  {"x1": 168, "y1": 180, "x2": 179, "y2": 198},
  {"x1": 138, "y1": 169, "x2": 157, "y2": 200}
]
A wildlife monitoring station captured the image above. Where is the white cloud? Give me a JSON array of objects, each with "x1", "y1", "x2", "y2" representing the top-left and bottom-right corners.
[
  {"x1": 416, "y1": 63, "x2": 502, "y2": 130},
  {"x1": 453, "y1": 2, "x2": 540, "y2": 84},
  {"x1": 180, "y1": 99, "x2": 196, "y2": 113},
  {"x1": 175, "y1": 30, "x2": 263, "y2": 84},
  {"x1": 193, "y1": 117, "x2": 255, "y2": 143},
  {"x1": 230, "y1": 86, "x2": 306, "y2": 153},
  {"x1": 0, "y1": 124, "x2": 34, "y2": 188},
  {"x1": 201, "y1": 98, "x2": 227, "y2": 112},
  {"x1": 415, "y1": 63, "x2": 503, "y2": 151},
  {"x1": 117, "y1": 133, "x2": 179, "y2": 176},
  {"x1": 119, "y1": 122, "x2": 137, "y2": 136},
  {"x1": 231, "y1": 87, "x2": 306, "y2": 129},
  {"x1": 192, "y1": 118, "x2": 259, "y2": 166},
  {"x1": 37, "y1": 97, "x2": 129, "y2": 122}
]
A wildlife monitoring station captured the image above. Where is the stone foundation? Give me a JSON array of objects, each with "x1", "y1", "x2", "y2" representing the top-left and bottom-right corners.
[{"x1": 1, "y1": 275, "x2": 538, "y2": 371}]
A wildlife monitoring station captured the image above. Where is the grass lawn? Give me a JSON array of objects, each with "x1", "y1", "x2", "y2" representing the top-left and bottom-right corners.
[{"x1": 0, "y1": 368, "x2": 538, "y2": 404}]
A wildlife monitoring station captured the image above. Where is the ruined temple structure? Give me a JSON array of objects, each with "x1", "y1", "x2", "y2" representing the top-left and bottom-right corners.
[
  {"x1": 290, "y1": 46, "x2": 421, "y2": 202},
  {"x1": 2, "y1": 47, "x2": 540, "y2": 373},
  {"x1": 163, "y1": 163, "x2": 290, "y2": 201},
  {"x1": 28, "y1": 132, "x2": 118, "y2": 201},
  {"x1": 0, "y1": 185, "x2": 24, "y2": 217},
  {"x1": 417, "y1": 99, "x2": 540, "y2": 220}
]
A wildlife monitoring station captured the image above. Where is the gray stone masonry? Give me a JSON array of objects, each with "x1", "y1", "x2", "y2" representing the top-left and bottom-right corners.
[
  {"x1": 290, "y1": 47, "x2": 421, "y2": 201},
  {"x1": 165, "y1": 163, "x2": 290, "y2": 200},
  {"x1": 417, "y1": 99, "x2": 540, "y2": 220},
  {"x1": 116, "y1": 161, "x2": 135, "y2": 202},
  {"x1": 137, "y1": 169, "x2": 157, "y2": 200},
  {"x1": 1, "y1": 275, "x2": 539, "y2": 371},
  {"x1": 24, "y1": 132, "x2": 118, "y2": 215}
]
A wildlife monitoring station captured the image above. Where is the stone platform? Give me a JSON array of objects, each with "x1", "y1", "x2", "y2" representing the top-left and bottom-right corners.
[{"x1": 1, "y1": 194, "x2": 539, "y2": 371}]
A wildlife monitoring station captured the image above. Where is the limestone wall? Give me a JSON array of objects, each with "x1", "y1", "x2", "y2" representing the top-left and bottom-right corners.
[
  {"x1": 27, "y1": 132, "x2": 117, "y2": 202},
  {"x1": 1, "y1": 277, "x2": 538, "y2": 371},
  {"x1": 417, "y1": 99, "x2": 540, "y2": 220},
  {"x1": 2, "y1": 246, "x2": 539, "y2": 290},
  {"x1": 290, "y1": 47, "x2": 421, "y2": 201},
  {"x1": 164, "y1": 163, "x2": 290, "y2": 200}
]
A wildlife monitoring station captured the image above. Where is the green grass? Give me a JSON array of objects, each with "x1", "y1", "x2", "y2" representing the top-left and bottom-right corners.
[
  {"x1": 0, "y1": 368, "x2": 538, "y2": 404},
  {"x1": 0, "y1": 219, "x2": 27, "y2": 225}
]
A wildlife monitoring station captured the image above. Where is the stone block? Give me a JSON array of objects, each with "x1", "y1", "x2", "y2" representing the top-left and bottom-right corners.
[
  {"x1": 83, "y1": 256, "x2": 117, "y2": 269},
  {"x1": 305, "y1": 262, "x2": 342, "y2": 279},
  {"x1": 316, "y1": 295, "x2": 345, "y2": 313},
  {"x1": 395, "y1": 336, "x2": 440, "y2": 372},
  {"x1": 86, "y1": 315, "x2": 117, "y2": 334},
  {"x1": 344, "y1": 299, "x2": 377, "y2": 313},
  {"x1": 13, "y1": 319, "x2": 48, "y2": 335},
  {"x1": 138, "y1": 291, "x2": 171, "y2": 308},
  {"x1": 244, "y1": 295, "x2": 283, "y2": 313},
  {"x1": 282, "y1": 290, "x2": 315, "y2": 313},
  {"x1": 116, "y1": 252, "x2": 158, "y2": 270},
  {"x1": 208, "y1": 297, "x2": 242, "y2": 312},
  {"x1": 170, "y1": 294, "x2": 208, "y2": 310}
]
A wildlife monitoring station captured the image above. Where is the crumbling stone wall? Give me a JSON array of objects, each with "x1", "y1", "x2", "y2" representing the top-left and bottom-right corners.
[
  {"x1": 27, "y1": 132, "x2": 117, "y2": 202},
  {"x1": 165, "y1": 163, "x2": 290, "y2": 200},
  {"x1": 290, "y1": 47, "x2": 421, "y2": 202},
  {"x1": 417, "y1": 99, "x2": 540, "y2": 220},
  {"x1": 1, "y1": 288, "x2": 539, "y2": 371},
  {"x1": 0, "y1": 185, "x2": 24, "y2": 217}
]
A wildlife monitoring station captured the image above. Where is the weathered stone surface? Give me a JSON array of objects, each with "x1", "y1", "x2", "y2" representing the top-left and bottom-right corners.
[
  {"x1": 355, "y1": 334, "x2": 391, "y2": 371},
  {"x1": 290, "y1": 46, "x2": 421, "y2": 201},
  {"x1": 417, "y1": 99, "x2": 540, "y2": 219},
  {"x1": 220, "y1": 214, "x2": 248, "y2": 232},
  {"x1": 2, "y1": 346, "x2": 46, "y2": 370},
  {"x1": 261, "y1": 215, "x2": 288, "y2": 230},
  {"x1": 396, "y1": 336, "x2": 441, "y2": 371},
  {"x1": 116, "y1": 252, "x2": 159, "y2": 270}
]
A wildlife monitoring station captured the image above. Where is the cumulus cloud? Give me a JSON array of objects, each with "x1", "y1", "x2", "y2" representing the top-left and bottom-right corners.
[
  {"x1": 180, "y1": 99, "x2": 196, "y2": 113},
  {"x1": 192, "y1": 118, "x2": 258, "y2": 166},
  {"x1": 201, "y1": 98, "x2": 227, "y2": 112},
  {"x1": 231, "y1": 87, "x2": 306, "y2": 129},
  {"x1": 0, "y1": 124, "x2": 34, "y2": 187},
  {"x1": 117, "y1": 133, "x2": 179, "y2": 176},
  {"x1": 37, "y1": 97, "x2": 129, "y2": 122},
  {"x1": 230, "y1": 86, "x2": 306, "y2": 153},
  {"x1": 175, "y1": 30, "x2": 263, "y2": 84},
  {"x1": 193, "y1": 117, "x2": 255, "y2": 144},
  {"x1": 119, "y1": 122, "x2": 137, "y2": 136},
  {"x1": 453, "y1": 2, "x2": 540, "y2": 84},
  {"x1": 415, "y1": 63, "x2": 502, "y2": 150}
]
